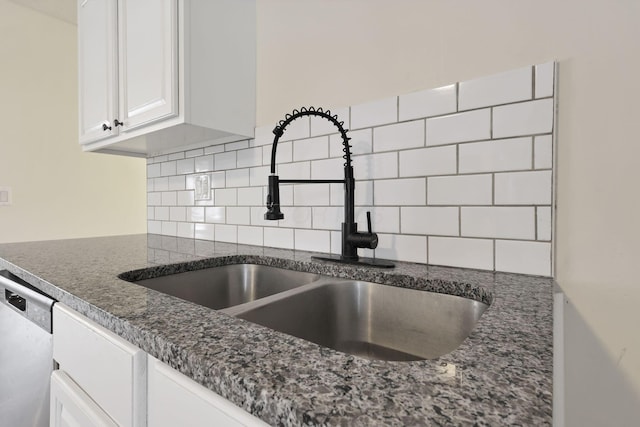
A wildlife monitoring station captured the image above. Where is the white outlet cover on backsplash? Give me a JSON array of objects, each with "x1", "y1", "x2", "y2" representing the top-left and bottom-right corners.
[{"x1": 194, "y1": 175, "x2": 211, "y2": 201}]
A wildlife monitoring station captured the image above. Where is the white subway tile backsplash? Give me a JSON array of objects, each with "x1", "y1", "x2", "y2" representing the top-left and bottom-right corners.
[
  {"x1": 461, "y1": 207, "x2": 535, "y2": 239},
  {"x1": 277, "y1": 161, "x2": 310, "y2": 180},
  {"x1": 226, "y1": 169, "x2": 249, "y2": 188},
  {"x1": 426, "y1": 109, "x2": 491, "y2": 146},
  {"x1": 155, "y1": 206, "x2": 169, "y2": 221},
  {"x1": 373, "y1": 120, "x2": 424, "y2": 152},
  {"x1": 147, "y1": 192, "x2": 161, "y2": 206},
  {"x1": 238, "y1": 226, "x2": 263, "y2": 246},
  {"x1": 311, "y1": 158, "x2": 344, "y2": 181},
  {"x1": 264, "y1": 227, "x2": 294, "y2": 249},
  {"x1": 279, "y1": 185, "x2": 294, "y2": 206},
  {"x1": 428, "y1": 175, "x2": 492, "y2": 205},
  {"x1": 493, "y1": 98, "x2": 554, "y2": 138},
  {"x1": 263, "y1": 141, "x2": 292, "y2": 165},
  {"x1": 148, "y1": 220, "x2": 162, "y2": 234},
  {"x1": 459, "y1": 137, "x2": 532, "y2": 173},
  {"x1": 399, "y1": 146, "x2": 456, "y2": 177},
  {"x1": 537, "y1": 206, "x2": 552, "y2": 241},
  {"x1": 251, "y1": 207, "x2": 272, "y2": 227},
  {"x1": 214, "y1": 152, "x2": 237, "y2": 170},
  {"x1": 237, "y1": 147, "x2": 263, "y2": 168},
  {"x1": 194, "y1": 223, "x2": 214, "y2": 240},
  {"x1": 495, "y1": 171, "x2": 552, "y2": 205},
  {"x1": 495, "y1": 240, "x2": 551, "y2": 276},
  {"x1": 534, "y1": 135, "x2": 553, "y2": 169},
  {"x1": 375, "y1": 234, "x2": 427, "y2": 263},
  {"x1": 215, "y1": 224, "x2": 237, "y2": 243},
  {"x1": 238, "y1": 187, "x2": 263, "y2": 206},
  {"x1": 177, "y1": 222, "x2": 194, "y2": 239},
  {"x1": 295, "y1": 229, "x2": 330, "y2": 253},
  {"x1": 187, "y1": 207, "x2": 204, "y2": 222},
  {"x1": 330, "y1": 231, "x2": 342, "y2": 254},
  {"x1": 153, "y1": 155, "x2": 168, "y2": 163},
  {"x1": 168, "y1": 176, "x2": 185, "y2": 191},
  {"x1": 194, "y1": 155, "x2": 213, "y2": 173},
  {"x1": 185, "y1": 148, "x2": 204, "y2": 158},
  {"x1": 161, "y1": 191, "x2": 177, "y2": 206},
  {"x1": 154, "y1": 177, "x2": 169, "y2": 192},
  {"x1": 330, "y1": 129, "x2": 372, "y2": 157},
  {"x1": 374, "y1": 178, "x2": 426, "y2": 206},
  {"x1": 279, "y1": 117, "x2": 310, "y2": 142},
  {"x1": 279, "y1": 206, "x2": 312, "y2": 229},
  {"x1": 161, "y1": 221, "x2": 177, "y2": 237},
  {"x1": 535, "y1": 62, "x2": 555, "y2": 98},
  {"x1": 294, "y1": 184, "x2": 330, "y2": 206},
  {"x1": 249, "y1": 166, "x2": 270, "y2": 187},
  {"x1": 293, "y1": 136, "x2": 329, "y2": 162},
  {"x1": 225, "y1": 140, "x2": 249, "y2": 152},
  {"x1": 170, "y1": 207, "x2": 186, "y2": 222},
  {"x1": 210, "y1": 172, "x2": 226, "y2": 188},
  {"x1": 167, "y1": 152, "x2": 184, "y2": 161},
  {"x1": 310, "y1": 107, "x2": 350, "y2": 136},
  {"x1": 356, "y1": 207, "x2": 400, "y2": 234},
  {"x1": 459, "y1": 66, "x2": 532, "y2": 110},
  {"x1": 312, "y1": 207, "x2": 343, "y2": 230},
  {"x1": 353, "y1": 152, "x2": 398, "y2": 180},
  {"x1": 399, "y1": 84, "x2": 457, "y2": 121},
  {"x1": 401, "y1": 207, "x2": 459, "y2": 236},
  {"x1": 147, "y1": 163, "x2": 161, "y2": 178},
  {"x1": 205, "y1": 207, "x2": 225, "y2": 223},
  {"x1": 227, "y1": 207, "x2": 251, "y2": 225},
  {"x1": 177, "y1": 191, "x2": 194, "y2": 206},
  {"x1": 330, "y1": 181, "x2": 373, "y2": 206},
  {"x1": 214, "y1": 188, "x2": 237, "y2": 206},
  {"x1": 147, "y1": 62, "x2": 555, "y2": 277},
  {"x1": 429, "y1": 237, "x2": 493, "y2": 270},
  {"x1": 204, "y1": 145, "x2": 224, "y2": 155},
  {"x1": 176, "y1": 158, "x2": 194, "y2": 175},
  {"x1": 160, "y1": 161, "x2": 177, "y2": 177},
  {"x1": 350, "y1": 96, "x2": 398, "y2": 129}
]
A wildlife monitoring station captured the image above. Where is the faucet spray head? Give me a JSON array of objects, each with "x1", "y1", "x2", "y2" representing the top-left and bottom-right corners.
[{"x1": 265, "y1": 175, "x2": 284, "y2": 220}]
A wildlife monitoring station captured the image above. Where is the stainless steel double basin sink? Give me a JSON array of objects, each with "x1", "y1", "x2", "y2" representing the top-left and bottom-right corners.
[{"x1": 132, "y1": 264, "x2": 488, "y2": 361}]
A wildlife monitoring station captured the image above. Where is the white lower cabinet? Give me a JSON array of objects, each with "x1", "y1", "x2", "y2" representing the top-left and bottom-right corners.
[
  {"x1": 50, "y1": 370, "x2": 118, "y2": 427},
  {"x1": 52, "y1": 303, "x2": 146, "y2": 427},
  {"x1": 51, "y1": 304, "x2": 269, "y2": 427},
  {"x1": 147, "y1": 355, "x2": 268, "y2": 427}
]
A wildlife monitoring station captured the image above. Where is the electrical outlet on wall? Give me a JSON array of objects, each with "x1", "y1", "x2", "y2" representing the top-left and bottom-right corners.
[
  {"x1": 0, "y1": 187, "x2": 11, "y2": 206},
  {"x1": 194, "y1": 175, "x2": 211, "y2": 201}
]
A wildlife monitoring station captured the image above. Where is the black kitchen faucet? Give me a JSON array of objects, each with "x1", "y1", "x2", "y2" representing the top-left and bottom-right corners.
[{"x1": 264, "y1": 107, "x2": 394, "y2": 268}]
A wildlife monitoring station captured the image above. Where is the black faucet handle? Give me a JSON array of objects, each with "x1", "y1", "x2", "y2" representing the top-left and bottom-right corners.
[{"x1": 366, "y1": 211, "x2": 373, "y2": 234}]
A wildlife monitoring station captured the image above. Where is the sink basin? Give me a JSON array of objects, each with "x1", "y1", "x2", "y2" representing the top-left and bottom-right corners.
[
  {"x1": 131, "y1": 264, "x2": 321, "y2": 310},
  {"x1": 226, "y1": 280, "x2": 488, "y2": 361}
]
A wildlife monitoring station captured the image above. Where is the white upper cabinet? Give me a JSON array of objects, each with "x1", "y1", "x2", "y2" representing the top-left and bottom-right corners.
[
  {"x1": 119, "y1": 0, "x2": 178, "y2": 131},
  {"x1": 78, "y1": 0, "x2": 256, "y2": 157},
  {"x1": 78, "y1": 0, "x2": 118, "y2": 143}
]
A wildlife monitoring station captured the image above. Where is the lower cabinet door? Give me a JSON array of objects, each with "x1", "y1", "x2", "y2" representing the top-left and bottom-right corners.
[
  {"x1": 50, "y1": 370, "x2": 118, "y2": 427},
  {"x1": 147, "y1": 356, "x2": 269, "y2": 427}
]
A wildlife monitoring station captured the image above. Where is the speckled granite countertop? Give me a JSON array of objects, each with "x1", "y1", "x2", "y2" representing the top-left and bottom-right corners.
[{"x1": 0, "y1": 234, "x2": 552, "y2": 425}]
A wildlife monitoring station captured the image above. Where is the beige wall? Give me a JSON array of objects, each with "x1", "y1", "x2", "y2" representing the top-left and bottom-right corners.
[
  {"x1": 257, "y1": 0, "x2": 640, "y2": 424},
  {"x1": 0, "y1": 1, "x2": 146, "y2": 244}
]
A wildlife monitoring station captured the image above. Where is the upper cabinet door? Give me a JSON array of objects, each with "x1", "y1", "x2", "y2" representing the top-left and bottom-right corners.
[
  {"x1": 118, "y1": 0, "x2": 178, "y2": 131},
  {"x1": 78, "y1": 0, "x2": 119, "y2": 144}
]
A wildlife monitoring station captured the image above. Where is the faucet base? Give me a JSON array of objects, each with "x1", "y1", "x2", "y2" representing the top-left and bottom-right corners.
[{"x1": 312, "y1": 254, "x2": 395, "y2": 269}]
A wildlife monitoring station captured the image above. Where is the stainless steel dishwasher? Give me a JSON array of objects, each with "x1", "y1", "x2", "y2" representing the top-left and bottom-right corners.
[{"x1": 0, "y1": 270, "x2": 56, "y2": 427}]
